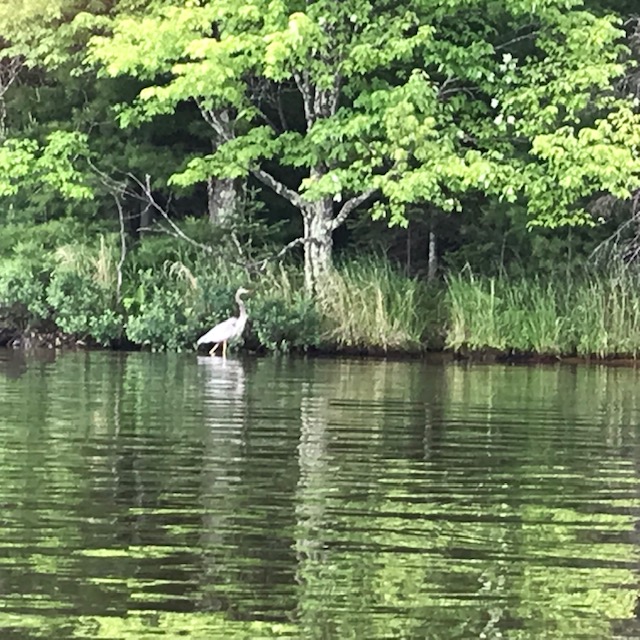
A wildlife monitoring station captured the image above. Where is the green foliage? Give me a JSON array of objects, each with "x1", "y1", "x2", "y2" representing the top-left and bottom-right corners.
[
  {"x1": 46, "y1": 270, "x2": 122, "y2": 345},
  {"x1": 445, "y1": 270, "x2": 640, "y2": 357},
  {"x1": 0, "y1": 235, "x2": 123, "y2": 343},
  {"x1": 0, "y1": 219, "x2": 110, "y2": 258},
  {"x1": 7, "y1": 226, "x2": 640, "y2": 359},
  {"x1": 249, "y1": 295, "x2": 320, "y2": 353},
  {"x1": 123, "y1": 268, "x2": 202, "y2": 351},
  {"x1": 0, "y1": 132, "x2": 92, "y2": 201},
  {"x1": 0, "y1": 256, "x2": 49, "y2": 328},
  {"x1": 88, "y1": 0, "x2": 640, "y2": 232}
]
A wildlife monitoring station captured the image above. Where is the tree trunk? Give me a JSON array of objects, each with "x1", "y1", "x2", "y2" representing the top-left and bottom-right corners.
[
  {"x1": 303, "y1": 198, "x2": 334, "y2": 296},
  {"x1": 250, "y1": 163, "x2": 375, "y2": 296},
  {"x1": 427, "y1": 227, "x2": 437, "y2": 282},
  {"x1": 138, "y1": 202, "x2": 151, "y2": 236},
  {"x1": 207, "y1": 176, "x2": 239, "y2": 225}
]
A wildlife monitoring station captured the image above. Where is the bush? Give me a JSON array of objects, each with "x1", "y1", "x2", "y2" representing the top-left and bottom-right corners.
[
  {"x1": 0, "y1": 257, "x2": 50, "y2": 328},
  {"x1": 46, "y1": 269, "x2": 122, "y2": 345},
  {"x1": 248, "y1": 295, "x2": 321, "y2": 352},
  {"x1": 124, "y1": 257, "x2": 249, "y2": 351}
]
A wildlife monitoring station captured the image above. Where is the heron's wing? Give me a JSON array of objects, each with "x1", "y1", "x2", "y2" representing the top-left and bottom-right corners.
[{"x1": 197, "y1": 317, "x2": 239, "y2": 345}]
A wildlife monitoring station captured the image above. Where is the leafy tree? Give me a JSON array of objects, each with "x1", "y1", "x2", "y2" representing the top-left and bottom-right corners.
[
  {"x1": 0, "y1": 0, "x2": 101, "y2": 212},
  {"x1": 87, "y1": 0, "x2": 640, "y2": 293},
  {"x1": 0, "y1": 0, "x2": 204, "y2": 254}
]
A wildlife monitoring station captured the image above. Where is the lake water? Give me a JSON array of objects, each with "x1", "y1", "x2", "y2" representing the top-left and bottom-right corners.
[{"x1": 1, "y1": 350, "x2": 640, "y2": 639}]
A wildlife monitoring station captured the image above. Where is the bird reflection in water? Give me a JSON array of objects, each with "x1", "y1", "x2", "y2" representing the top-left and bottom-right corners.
[{"x1": 196, "y1": 355, "x2": 246, "y2": 405}]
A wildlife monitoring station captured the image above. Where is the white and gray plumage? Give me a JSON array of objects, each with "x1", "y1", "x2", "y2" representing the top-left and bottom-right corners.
[{"x1": 197, "y1": 287, "x2": 250, "y2": 358}]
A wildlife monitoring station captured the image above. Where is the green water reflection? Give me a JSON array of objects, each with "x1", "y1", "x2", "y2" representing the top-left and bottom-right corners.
[{"x1": 0, "y1": 351, "x2": 639, "y2": 638}]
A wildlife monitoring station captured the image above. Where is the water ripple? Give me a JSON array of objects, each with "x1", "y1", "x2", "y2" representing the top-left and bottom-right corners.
[{"x1": 0, "y1": 352, "x2": 639, "y2": 638}]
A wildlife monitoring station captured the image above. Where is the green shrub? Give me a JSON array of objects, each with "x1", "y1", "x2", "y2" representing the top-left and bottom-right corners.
[
  {"x1": 124, "y1": 269, "x2": 205, "y2": 351},
  {"x1": 46, "y1": 270, "x2": 122, "y2": 345},
  {"x1": 0, "y1": 219, "x2": 110, "y2": 259},
  {"x1": 248, "y1": 295, "x2": 321, "y2": 352},
  {"x1": 0, "y1": 257, "x2": 50, "y2": 327}
]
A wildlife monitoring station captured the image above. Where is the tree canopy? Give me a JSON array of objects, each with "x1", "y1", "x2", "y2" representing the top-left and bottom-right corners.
[
  {"x1": 88, "y1": 1, "x2": 640, "y2": 224},
  {"x1": 1, "y1": 0, "x2": 640, "y2": 292}
]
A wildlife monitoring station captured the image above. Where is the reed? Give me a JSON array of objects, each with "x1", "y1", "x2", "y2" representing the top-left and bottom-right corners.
[
  {"x1": 54, "y1": 236, "x2": 117, "y2": 292},
  {"x1": 319, "y1": 257, "x2": 433, "y2": 351},
  {"x1": 445, "y1": 270, "x2": 640, "y2": 357}
]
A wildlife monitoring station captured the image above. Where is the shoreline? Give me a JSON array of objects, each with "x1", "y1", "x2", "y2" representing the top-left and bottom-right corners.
[{"x1": 2, "y1": 329, "x2": 640, "y2": 367}]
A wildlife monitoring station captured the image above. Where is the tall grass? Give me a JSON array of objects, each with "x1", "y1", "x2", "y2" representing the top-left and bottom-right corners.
[
  {"x1": 8, "y1": 228, "x2": 640, "y2": 358},
  {"x1": 319, "y1": 258, "x2": 435, "y2": 351},
  {"x1": 54, "y1": 236, "x2": 117, "y2": 292},
  {"x1": 445, "y1": 271, "x2": 640, "y2": 357}
]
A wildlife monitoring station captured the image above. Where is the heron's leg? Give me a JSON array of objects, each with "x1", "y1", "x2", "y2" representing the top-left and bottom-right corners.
[
  {"x1": 222, "y1": 341, "x2": 227, "y2": 359},
  {"x1": 209, "y1": 343, "x2": 220, "y2": 356}
]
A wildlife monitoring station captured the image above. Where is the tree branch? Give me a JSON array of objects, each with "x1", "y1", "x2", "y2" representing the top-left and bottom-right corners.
[
  {"x1": 87, "y1": 158, "x2": 139, "y2": 200},
  {"x1": 195, "y1": 100, "x2": 234, "y2": 142},
  {"x1": 113, "y1": 193, "x2": 127, "y2": 303},
  {"x1": 330, "y1": 188, "x2": 377, "y2": 231},
  {"x1": 246, "y1": 236, "x2": 324, "y2": 273},
  {"x1": 250, "y1": 167, "x2": 303, "y2": 209},
  {"x1": 589, "y1": 190, "x2": 640, "y2": 264},
  {"x1": 0, "y1": 56, "x2": 23, "y2": 99},
  {"x1": 294, "y1": 70, "x2": 314, "y2": 127},
  {"x1": 276, "y1": 84, "x2": 290, "y2": 131},
  {"x1": 494, "y1": 28, "x2": 538, "y2": 51},
  {"x1": 128, "y1": 173, "x2": 215, "y2": 254}
]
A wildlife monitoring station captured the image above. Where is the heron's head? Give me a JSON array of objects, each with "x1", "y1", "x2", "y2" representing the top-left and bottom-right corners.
[{"x1": 236, "y1": 286, "x2": 251, "y2": 297}]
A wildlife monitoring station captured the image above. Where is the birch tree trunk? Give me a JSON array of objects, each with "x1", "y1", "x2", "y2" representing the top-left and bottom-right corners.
[
  {"x1": 302, "y1": 197, "x2": 334, "y2": 296},
  {"x1": 207, "y1": 176, "x2": 239, "y2": 225}
]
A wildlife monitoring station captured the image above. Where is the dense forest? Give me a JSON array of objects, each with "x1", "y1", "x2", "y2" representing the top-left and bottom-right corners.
[{"x1": 1, "y1": 0, "x2": 640, "y2": 357}]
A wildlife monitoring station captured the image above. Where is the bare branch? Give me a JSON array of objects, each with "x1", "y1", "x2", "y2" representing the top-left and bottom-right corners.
[
  {"x1": 230, "y1": 230, "x2": 247, "y2": 262},
  {"x1": 113, "y1": 194, "x2": 127, "y2": 303},
  {"x1": 437, "y1": 75, "x2": 456, "y2": 99},
  {"x1": 439, "y1": 85, "x2": 479, "y2": 100},
  {"x1": 250, "y1": 167, "x2": 303, "y2": 209},
  {"x1": 331, "y1": 71, "x2": 342, "y2": 115},
  {"x1": 87, "y1": 158, "x2": 140, "y2": 200},
  {"x1": 589, "y1": 190, "x2": 640, "y2": 264},
  {"x1": 0, "y1": 56, "x2": 24, "y2": 99},
  {"x1": 86, "y1": 159, "x2": 131, "y2": 302},
  {"x1": 195, "y1": 100, "x2": 234, "y2": 142},
  {"x1": 247, "y1": 236, "x2": 314, "y2": 272},
  {"x1": 294, "y1": 70, "x2": 314, "y2": 127},
  {"x1": 330, "y1": 188, "x2": 377, "y2": 231},
  {"x1": 128, "y1": 173, "x2": 215, "y2": 254},
  {"x1": 277, "y1": 84, "x2": 290, "y2": 131},
  {"x1": 494, "y1": 28, "x2": 538, "y2": 51},
  {"x1": 269, "y1": 236, "x2": 306, "y2": 261}
]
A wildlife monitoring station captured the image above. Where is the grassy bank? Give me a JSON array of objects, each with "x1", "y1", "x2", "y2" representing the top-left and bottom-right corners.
[
  {"x1": 446, "y1": 271, "x2": 640, "y2": 358},
  {"x1": 0, "y1": 238, "x2": 440, "y2": 353},
  {"x1": 2, "y1": 234, "x2": 640, "y2": 358}
]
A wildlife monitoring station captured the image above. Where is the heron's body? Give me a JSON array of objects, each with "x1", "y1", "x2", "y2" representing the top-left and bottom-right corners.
[{"x1": 197, "y1": 287, "x2": 249, "y2": 358}]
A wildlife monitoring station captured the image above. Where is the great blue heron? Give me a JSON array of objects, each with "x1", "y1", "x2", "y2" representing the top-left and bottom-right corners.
[{"x1": 197, "y1": 287, "x2": 250, "y2": 358}]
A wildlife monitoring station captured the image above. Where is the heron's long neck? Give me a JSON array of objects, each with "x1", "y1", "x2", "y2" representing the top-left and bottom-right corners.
[{"x1": 236, "y1": 295, "x2": 247, "y2": 319}]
